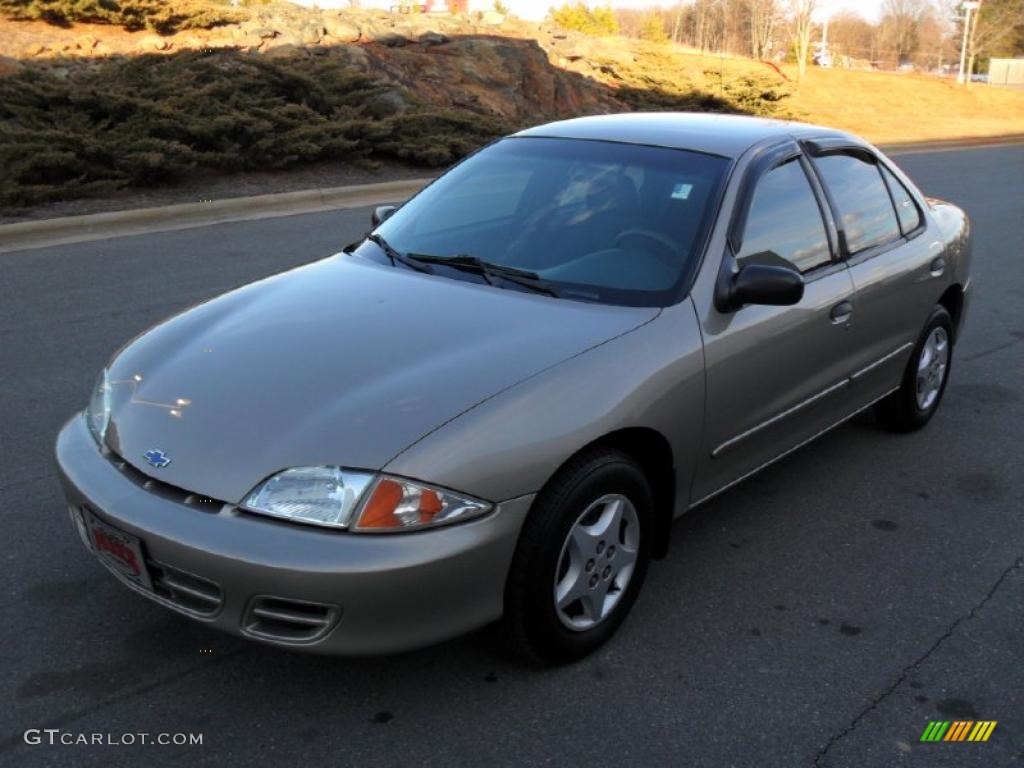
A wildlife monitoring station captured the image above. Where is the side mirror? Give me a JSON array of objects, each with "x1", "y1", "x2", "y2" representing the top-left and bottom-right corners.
[
  {"x1": 371, "y1": 205, "x2": 397, "y2": 227},
  {"x1": 715, "y1": 262, "x2": 804, "y2": 312}
]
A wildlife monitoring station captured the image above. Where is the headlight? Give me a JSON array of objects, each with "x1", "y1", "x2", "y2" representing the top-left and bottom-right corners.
[
  {"x1": 241, "y1": 467, "x2": 491, "y2": 532},
  {"x1": 241, "y1": 467, "x2": 375, "y2": 529},
  {"x1": 87, "y1": 368, "x2": 112, "y2": 445}
]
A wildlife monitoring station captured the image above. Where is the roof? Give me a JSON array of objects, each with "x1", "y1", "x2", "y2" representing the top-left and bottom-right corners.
[{"x1": 512, "y1": 112, "x2": 857, "y2": 159}]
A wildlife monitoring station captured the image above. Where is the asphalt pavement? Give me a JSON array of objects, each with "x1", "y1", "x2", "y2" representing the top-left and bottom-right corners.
[{"x1": 1, "y1": 145, "x2": 1022, "y2": 767}]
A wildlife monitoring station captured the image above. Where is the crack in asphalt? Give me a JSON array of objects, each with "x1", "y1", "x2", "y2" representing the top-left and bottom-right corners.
[
  {"x1": 0, "y1": 648, "x2": 251, "y2": 754},
  {"x1": 812, "y1": 556, "x2": 1023, "y2": 766}
]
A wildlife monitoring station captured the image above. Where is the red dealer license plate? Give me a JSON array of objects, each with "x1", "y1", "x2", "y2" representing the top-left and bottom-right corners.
[{"x1": 83, "y1": 509, "x2": 153, "y2": 591}]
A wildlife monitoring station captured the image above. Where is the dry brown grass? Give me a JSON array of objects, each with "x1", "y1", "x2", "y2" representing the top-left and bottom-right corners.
[
  {"x1": 652, "y1": 48, "x2": 1024, "y2": 143},
  {"x1": 785, "y1": 67, "x2": 1024, "y2": 144}
]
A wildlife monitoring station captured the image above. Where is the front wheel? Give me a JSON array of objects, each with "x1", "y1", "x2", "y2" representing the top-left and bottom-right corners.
[
  {"x1": 502, "y1": 448, "x2": 653, "y2": 664},
  {"x1": 874, "y1": 305, "x2": 953, "y2": 432}
]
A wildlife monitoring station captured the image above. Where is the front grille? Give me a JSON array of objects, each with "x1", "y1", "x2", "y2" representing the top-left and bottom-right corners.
[
  {"x1": 100, "y1": 445, "x2": 224, "y2": 513},
  {"x1": 243, "y1": 596, "x2": 340, "y2": 643},
  {"x1": 148, "y1": 560, "x2": 223, "y2": 617}
]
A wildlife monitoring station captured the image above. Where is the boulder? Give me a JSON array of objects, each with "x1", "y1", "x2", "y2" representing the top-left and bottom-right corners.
[
  {"x1": 358, "y1": 22, "x2": 389, "y2": 43},
  {"x1": 179, "y1": 35, "x2": 205, "y2": 50},
  {"x1": 0, "y1": 56, "x2": 24, "y2": 77},
  {"x1": 299, "y1": 25, "x2": 326, "y2": 45},
  {"x1": 335, "y1": 44, "x2": 370, "y2": 71},
  {"x1": 324, "y1": 18, "x2": 361, "y2": 43},
  {"x1": 366, "y1": 90, "x2": 411, "y2": 118},
  {"x1": 139, "y1": 35, "x2": 172, "y2": 52},
  {"x1": 265, "y1": 34, "x2": 303, "y2": 49},
  {"x1": 249, "y1": 27, "x2": 280, "y2": 40},
  {"x1": 376, "y1": 33, "x2": 410, "y2": 48},
  {"x1": 419, "y1": 31, "x2": 450, "y2": 46},
  {"x1": 239, "y1": 35, "x2": 266, "y2": 50},
  {"x1": 263, "y1": 43, "x2": 310, "y2": 59}
]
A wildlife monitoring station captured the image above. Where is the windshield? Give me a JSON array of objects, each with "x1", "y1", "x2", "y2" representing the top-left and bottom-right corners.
[{"x1": 373, "y1": 137, "x2": 730, "y2": 307}]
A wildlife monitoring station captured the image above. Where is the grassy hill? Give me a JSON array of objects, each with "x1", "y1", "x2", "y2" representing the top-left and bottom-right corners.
[{"x1": 785, "y1": 65, "x2": 1024, "y2": 144}]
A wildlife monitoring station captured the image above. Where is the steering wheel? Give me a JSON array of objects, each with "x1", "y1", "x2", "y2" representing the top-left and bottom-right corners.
[{"x1": 615, "y1": 229, "x2": 680, "y2": 267}]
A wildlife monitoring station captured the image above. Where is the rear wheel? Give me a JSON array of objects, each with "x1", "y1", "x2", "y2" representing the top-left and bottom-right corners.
[
  {"x1": 875, "y1": 305, "x2": 953, "y2": 432},
  {"x1": 503, "y1": 448, "x2": 653, "y2": 664}
]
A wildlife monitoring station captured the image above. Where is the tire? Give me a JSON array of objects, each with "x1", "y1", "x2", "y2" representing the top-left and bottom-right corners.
[
  {"x1": 502, "y1": 447, "x2": 653, "y2": 664},
  {"x1": 874, "y1": 305, "x2": 954, "y2": 432}
]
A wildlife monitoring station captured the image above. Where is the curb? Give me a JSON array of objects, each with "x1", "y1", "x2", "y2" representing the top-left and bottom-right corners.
[
  {"x1": 881, "y1": 133, "x2": 1024, "y2": 155},
  {"x1": 0, "y1": 177, "x2": 433, "y2": 254}
]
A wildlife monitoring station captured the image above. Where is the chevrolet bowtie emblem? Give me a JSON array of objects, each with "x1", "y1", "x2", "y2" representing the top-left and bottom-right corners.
[{"x1": 143, "y1": 449, "x2": 171, "y2": 469}]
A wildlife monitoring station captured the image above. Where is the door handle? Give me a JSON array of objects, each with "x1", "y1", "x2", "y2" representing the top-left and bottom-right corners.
[
  {"x1": 830, "y1": 300, "x2": 853, "y2": 324},
  {"x1": 930, "y1": 257, "x2": 946, "y2": 277}
]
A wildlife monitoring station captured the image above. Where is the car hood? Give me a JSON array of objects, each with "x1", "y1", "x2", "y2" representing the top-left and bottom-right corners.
[{"x1": 104, "y1": 254, "x2": 658, "y2": 503}]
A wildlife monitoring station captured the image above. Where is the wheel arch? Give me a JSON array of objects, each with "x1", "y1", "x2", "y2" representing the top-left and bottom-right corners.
[
  {"x1": 937, "y1": 283, "x2": 965, "y2": 341},
  {"x1": 549, "y1": 427, "x2": 677, "y2": 560}
]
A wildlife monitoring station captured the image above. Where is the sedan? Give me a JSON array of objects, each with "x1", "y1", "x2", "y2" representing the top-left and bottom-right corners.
[{"x1": 55, "y1": 113, "x2": 972, "y2": 662}]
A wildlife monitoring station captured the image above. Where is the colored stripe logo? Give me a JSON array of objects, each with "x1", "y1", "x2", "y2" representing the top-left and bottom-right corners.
[{"x1": 920, "y1": 721, "x2": 997, "y2": 742}]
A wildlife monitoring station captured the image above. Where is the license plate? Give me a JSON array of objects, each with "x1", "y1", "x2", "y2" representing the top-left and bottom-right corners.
[{"x1": 83, "y1": 509, "x2": 153, "y2": 591}]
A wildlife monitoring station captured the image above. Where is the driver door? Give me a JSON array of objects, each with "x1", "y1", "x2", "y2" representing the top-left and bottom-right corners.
[{"x1": 691, "y1": 143, "x2": 860, "y2": 503}]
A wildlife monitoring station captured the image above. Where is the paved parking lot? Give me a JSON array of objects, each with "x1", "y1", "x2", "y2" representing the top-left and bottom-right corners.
[{"x1": 1, "y1": 145, "x2": 1021, "y2": 766}]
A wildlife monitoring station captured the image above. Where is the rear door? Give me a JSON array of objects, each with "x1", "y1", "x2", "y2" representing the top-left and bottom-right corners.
[
  {"x1": 691, "y1": 142, "x2": 860, "y2": 503},
  {"x1": 803, "y1": 142, "x2": 944, "y2": 408}
]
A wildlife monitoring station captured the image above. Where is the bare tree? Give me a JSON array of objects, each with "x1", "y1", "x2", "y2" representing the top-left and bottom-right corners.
[
  {"x1": 826, "y1": 10, "x2": 876, "y2": 62},
  {"x1": 750, "y1": 0, "x2": 780, "y2": 58},
  {"x1": 671, "y1": 1, "x2": 685, "y2": 42},
  {"x1": 913, "y1": 3, "x2": 956, "y2": 71},
  {"x1": 879, "y1": 0, "x2": 929, "y2": 64},
  {"x1": 788, "y1": 0, "x2": 817, "y2": 79}
]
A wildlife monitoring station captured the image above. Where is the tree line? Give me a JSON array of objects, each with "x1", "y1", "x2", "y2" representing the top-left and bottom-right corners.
[{"x1": 550, "y1": 0, "x2": 1024, "y2": 78}]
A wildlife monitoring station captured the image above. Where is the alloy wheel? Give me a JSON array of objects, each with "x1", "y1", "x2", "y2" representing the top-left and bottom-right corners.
[
  {"x1": 915, "y1": 326, "x2": 949, "y2": 411},
  {"x1": 553, "y1": 494, "x2": 640, "y2": 632}
]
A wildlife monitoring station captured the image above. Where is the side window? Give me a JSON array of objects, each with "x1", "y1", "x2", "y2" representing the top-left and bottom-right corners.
[
  {"x1": 813, "y1": 153, "x2": 901, "y2": 253},
  {"x1": 736, "y1": 158, "x2": 831, "y2": 273},
  {"x1": 880, "y1": 164, "x2": 923, "y2": 235}
]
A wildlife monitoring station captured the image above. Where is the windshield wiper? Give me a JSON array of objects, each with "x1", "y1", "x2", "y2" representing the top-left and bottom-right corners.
[
  {"x1": 366, "y1": 233, "x2": 433, "y2": 274},
  {"x1": 408, "y1": 253, "x2": 560, "y2": 297}
]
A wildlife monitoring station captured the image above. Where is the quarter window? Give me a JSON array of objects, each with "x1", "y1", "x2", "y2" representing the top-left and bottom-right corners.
[
  {"x1": 814, "y1": 153, "x2": 901, "y2": 253},
  {"x1": 736, "y1": 158, "x2": 832, "y2": 273},
  {"x1": 880, "y1": 164, "x2": 923, "y2": 235}
]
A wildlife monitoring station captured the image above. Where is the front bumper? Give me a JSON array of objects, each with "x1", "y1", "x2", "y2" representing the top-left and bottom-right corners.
[{"x1": 55, "y1": 414, "x2": 533, "y2": 654}]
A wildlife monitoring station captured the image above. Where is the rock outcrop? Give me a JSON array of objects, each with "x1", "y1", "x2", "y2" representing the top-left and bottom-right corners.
[{"x1": 0, "y1": 8, "x2": 634, "y2": 119}]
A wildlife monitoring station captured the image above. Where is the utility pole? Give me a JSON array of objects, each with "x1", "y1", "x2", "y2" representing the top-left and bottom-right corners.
[{"x1": 957, "y1": 0, "x2": 980, "y2": 83}]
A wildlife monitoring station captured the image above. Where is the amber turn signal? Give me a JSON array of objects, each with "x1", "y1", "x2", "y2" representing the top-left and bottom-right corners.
[{"x1": 353, "y1": 477, "x2": 490, "y2": 532}]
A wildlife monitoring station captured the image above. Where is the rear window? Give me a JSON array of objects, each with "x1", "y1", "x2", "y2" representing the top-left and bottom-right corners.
[{"x1": 813, "y1": 153, "x2": 901, "y2": 254}]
